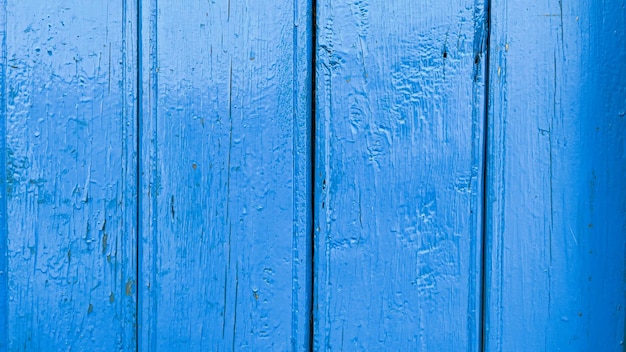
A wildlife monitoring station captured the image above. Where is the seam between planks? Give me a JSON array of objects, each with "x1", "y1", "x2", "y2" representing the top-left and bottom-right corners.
[
  {"x1": 480, "y1": 0, "x2": 492, "y2": 351},
  {"x1": 308, "y1": 0, "x2": 317, "y2": 350},
  {"x1": 135, "y1": 0, "x2": 142, "y2": 349}
]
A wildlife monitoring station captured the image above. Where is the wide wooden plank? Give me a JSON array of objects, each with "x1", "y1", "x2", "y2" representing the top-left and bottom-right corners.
[
  {"x1": 138, "y1": 0, "x2": 313, "y2": 350},
  {"x1": 314, "y1": 1, "x2": 488, "y2": 350},
  {"x1": 1, "y1": 1, "x2": 137, "y2": 350},
  {"x1": 485, "y1": 1, "x2": 626, "y2": 350}
]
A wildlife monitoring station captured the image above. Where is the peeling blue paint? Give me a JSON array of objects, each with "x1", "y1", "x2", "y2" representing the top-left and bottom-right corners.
[{"x1": 1, "y1": 1, "x2": 137, "y2": 350}]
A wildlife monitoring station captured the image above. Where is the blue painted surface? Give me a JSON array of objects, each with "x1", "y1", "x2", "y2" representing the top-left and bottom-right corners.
[
  {"x1": 485, "y1": 1, "x2": 626, "y2": 350},
  {"x1": 0, "y1": 0, "x2": 7, "y2": 346},
  {"x1": 313, "y1": 1, "x2": 487, "y2": 350},
  {"x1": 1, "y1": 0, "x2": 625, "y2": 350},
  {"x1": 137, "y1": 0, "x2": 312, "y2": 350},
  {"x1": 1, "y1": 1, "x2": 138, "y2": 350}
]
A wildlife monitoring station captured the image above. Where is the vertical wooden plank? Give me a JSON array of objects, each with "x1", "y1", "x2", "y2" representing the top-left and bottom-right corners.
[
  {"x1": 138, "y1": 0, "x2": 313, "y2": 350},
  {"x1": 485, "y1": 1, "x2": 626, "y2": 350},
  {"x1": 1, "y1": 1, "x2": 137, "y2": 350},
  {"x1": 0, "y1": 0, "x2": 7, "y2": 345},
  {"x1": 314, "y1": 1, "x2": 488, "y2": 350}
]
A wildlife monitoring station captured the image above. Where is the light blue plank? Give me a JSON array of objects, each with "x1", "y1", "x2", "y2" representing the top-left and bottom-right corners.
[
  {"x1": 485, "y1": 1, "x2": 626, "y2": 350},
  {"x1": 314, "y1": 1, "x2": 488, "y2": 350},
  {"x1": 1, "y1": 1, "x2": 137, "y2": 350},
  {"x1": 138, "y1": 0, "x2": 313, "y2": 350}
]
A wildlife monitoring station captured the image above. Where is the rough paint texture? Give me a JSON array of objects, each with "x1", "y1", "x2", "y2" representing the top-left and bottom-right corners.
[
  {"x1": 138, "y1": 0, "x2": 312, "y2": 350},
  {"x1": 1, "y1": 1, "x2": 137, "y2": 350},
  {"x1": 2, "y1": 0, "x2": 625, "y2": 350},
  {"x1": 314, "y1": 1, "x2": 487, "y2": 350},
  {"x1": 485, "y1": 1, "x2": 626, "y2": 350}
]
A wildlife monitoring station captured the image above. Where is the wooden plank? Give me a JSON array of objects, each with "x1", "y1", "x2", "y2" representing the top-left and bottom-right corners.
[
  {"x1": 313, "y1": 1, "x2": 488, "y2": 350},
  {"x1": 0, "y1": 1, "x2": 7, "y2": 345},
  {"x1": 138, "y1": 0, "x2": 313, "y2": 349},
  {"x1": 485, "y1": 1, "x2": 626, "y2": 350},
  {"x1": 1, "y1": 1, "x2": 137, "y2": 350}
]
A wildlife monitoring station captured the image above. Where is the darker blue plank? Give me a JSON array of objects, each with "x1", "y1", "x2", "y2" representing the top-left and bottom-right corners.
[{"x1": 485, "y1": 1, "x2": 626, "y2": 350}]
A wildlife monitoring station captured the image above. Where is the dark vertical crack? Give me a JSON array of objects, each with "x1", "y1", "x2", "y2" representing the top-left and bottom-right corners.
[
  {"x1": 134, "y1": 0, "x2": 144, "y2": 351},
  {"x1": 135, "y1": 0, "x2": 142, "y2": 349},
  {"x1": 309, "y1": 0, "x2": 317, "y2": 350},
  {"x1": 480, "y1": 0, "x2": 492, "y2": 351}
]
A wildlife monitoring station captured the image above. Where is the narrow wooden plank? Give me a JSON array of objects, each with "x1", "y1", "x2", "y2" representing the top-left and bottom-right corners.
[
  {"x1": 314, "y1": 1, "x2": 488, "y2": 350},
  {"x1": 138, "y1": 0, "x2": 313, "y2": 350},
  {"x1": 485, "y1": 1, "x2": 626, "y2": 350},
  {"x1": 1, "y1": 1, "x2": 137, "y2": 350},
  {"x1": 0, "y1": 0, "x2": 8, "y2": 345}
]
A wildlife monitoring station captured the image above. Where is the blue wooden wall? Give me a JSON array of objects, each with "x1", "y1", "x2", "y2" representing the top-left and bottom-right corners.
[{"x1": 0, "y1": 0, "x2": 624, "y2": 351}]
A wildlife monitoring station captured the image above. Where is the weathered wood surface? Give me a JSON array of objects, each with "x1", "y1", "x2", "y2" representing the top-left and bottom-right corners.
[
  {"x1": 138, "y1": 0, "x2": 313, "y2": 350},
  {"x1": 314, "y1": 1, "x2": 488, "y2": 350},
  {"x1": 2, "y1": 0, "x2": 625, "y2": 350},
  {"x1": 1, "y1": 1, "x2": 138, "y2": 350},
  {"x1": 485, "y1": 1, "x2": 626, "y2": 350}
]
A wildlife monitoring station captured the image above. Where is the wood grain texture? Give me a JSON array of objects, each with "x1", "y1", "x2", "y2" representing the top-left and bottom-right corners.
[
  {"x1": 313, "y1": 1, "x2": 488, "y2": 350},
  {"x1": 1, "y1": 1, "x2": 138, "y2": 350},
  {"x1": 138, "y1": 0, "x2": 313, "y2": 350},
  {"x1": 485, "y1": 1, "x2": 626, "y2": 350},
  {"x1": 0, "y1": 0, "x2": 7, "y2": 345}
]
